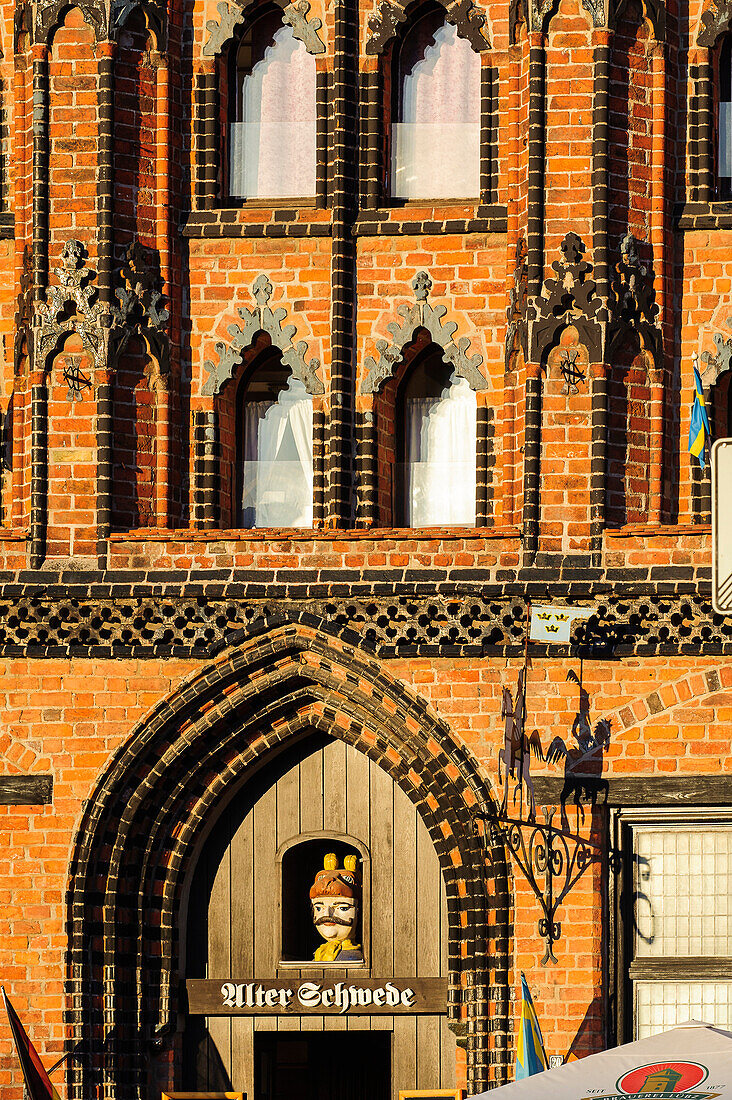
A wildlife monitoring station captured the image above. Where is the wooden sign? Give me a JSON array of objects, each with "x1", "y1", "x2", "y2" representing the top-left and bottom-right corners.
[
  {"x1": 162, "y1": 1093, "x2": 244, "y2": 1099},
  {"x1": 186, "y1": 977, "x2": 448, "y2": 1016},
  {"x1": 399, "y1": 1091, "x2": 465, "y2": 1100},
  {"x1": 399, "y1": 1090, "x2": 465, "y2": 1100}
]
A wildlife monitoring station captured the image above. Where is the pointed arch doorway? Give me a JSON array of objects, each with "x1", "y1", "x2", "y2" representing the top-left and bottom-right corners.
[
  {"x1": 184, "y1": 729, "x2": 455, "y2": 1100},
  {"x1": 66, "y1": 624, "x2": 508, "y2": 1100}
]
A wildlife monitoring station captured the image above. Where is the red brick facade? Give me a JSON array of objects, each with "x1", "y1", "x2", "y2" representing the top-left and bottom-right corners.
[{"x1": 0, "y1": 0, "x2": 731, "y2": 1094}]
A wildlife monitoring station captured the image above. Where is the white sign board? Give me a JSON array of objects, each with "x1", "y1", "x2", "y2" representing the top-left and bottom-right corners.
[
  {"x1": 529, "y1": 604, "x2": 593, "y2": 643},
  {"x1": 713, "y1": 439, "x2": 732, "y2": 613}
]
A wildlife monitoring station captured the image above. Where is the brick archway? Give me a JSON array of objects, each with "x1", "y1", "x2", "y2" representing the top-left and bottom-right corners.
[{"x1": 66, "y1": 622, "x2": 510, "y2": 1100}]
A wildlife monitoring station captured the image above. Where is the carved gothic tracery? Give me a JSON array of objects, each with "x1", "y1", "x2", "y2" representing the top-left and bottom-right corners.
[
  {"x1": 33, "y1": 240, "x2": 105, "y2": 373},
  {"x1": 528, "y1": 233, "x2": 607, "y2": 363},
  {"x1": 611, "y1": 0, "x2": 665, "y2": 37},
  {"x1": 365, "y1": 0, "x2": 490, "y2": 53},
  {"x1": 609, "y1": 232, "x2": 661, "y2": 364},
  {"x1": 361, "y1": 271, "x2": 488, "y2": 394},
  {"x1": 203, "y1": 0, "x2": 325, "y2": 56},
  {"x1": 111, "y1": 0, "x2": 167, "y2": 45},
  {"x1": 112, "y1": 243, "x2": 171, "y2": 383},
  {"x1": 202, "y1": 275, "x2": 325, "y2": 397},
  {"x1": 526, "y1": 0, "x2": 607, "y2": 31},
  {"x1": 34, "y1": 0, "x2": 106, "y2": 41},
  {"x1": 21, "y1": 0, "x2": 167, "y2": 43}
]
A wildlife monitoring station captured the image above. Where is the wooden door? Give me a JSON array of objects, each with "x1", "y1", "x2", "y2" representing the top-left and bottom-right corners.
[{"x1": 184, "y1": 731, "x2": 456, "y2": 1100}]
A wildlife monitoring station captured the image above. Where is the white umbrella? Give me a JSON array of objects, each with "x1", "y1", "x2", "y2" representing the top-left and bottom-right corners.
[{"x1": 471, "y1": 1022, "x2": 732, "y2": 1100}]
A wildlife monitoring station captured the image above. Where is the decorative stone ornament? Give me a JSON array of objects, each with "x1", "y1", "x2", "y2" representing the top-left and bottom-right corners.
[
  {"x1": 698, "y1": 0, "x2": 732, "y2": 45},
  {"x1": 203, "y1": 0, "x2": 325, "y2": 57},
  {"x1": 365, "y1": 0, "x2": 490, "y2": 53},
  {"x1": 309, "y1": 853, "x2": 363, "y2": 963},
  {"x1": 112, "y1": 242, "x2": 170, "y2": 383},
  {"x1": 701, "y1": 320, "x2": 732, "y2": 387},
  {"x1": 361, "y1": 271, "x2": 488, "y2": 394},
  {"x1": 202, "y1": 274, "x2": 324, "y2": 396},
  {"x1": 24, "y1": 0, "x2": 165, "y2": 45},
  {"x1": 528, "y1": 233, "x2": 607, "y2": 363},
  {"x1": 33, "y1": 239, "x2": 105, "y2": 374},
  {"x1": 608, "y1": 232, "x2": 661, "y2": 367}
]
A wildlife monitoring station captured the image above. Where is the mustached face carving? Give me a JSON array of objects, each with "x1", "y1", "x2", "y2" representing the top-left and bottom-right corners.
[
  {"x1": 311, "y1": 898, "x2": 359, "y2": 942},
  {"x1": 308, "y1": 853, "x2": 364, "y2": 963}
]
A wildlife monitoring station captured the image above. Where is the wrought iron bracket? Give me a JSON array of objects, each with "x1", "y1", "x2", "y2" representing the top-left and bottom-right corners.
[{"x1": 473, "y1": 808, "x2": 605, "y2": 964}]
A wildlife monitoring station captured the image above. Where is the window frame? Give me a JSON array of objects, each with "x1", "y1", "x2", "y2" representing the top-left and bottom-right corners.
[
  {"x1": 233, "y1": 355, "x2": 316, "y2": 532},
  {"x1": 612, "y1": 807, "x2": 732, "y2": 1045},
  {"x1": 275, "y1": 831, "x2": 371, "y2": 970},
  {"x1": 225, "y1": 3, "x2": 319, "y2": 205},
  {"x1": 393, "y1": 340, "x2": 478, "y2": 528},
  {"x1": 383, "y1": 1, "x2": 489, "y2": 206},
  {"x1": 716, "y1": 32, "x2": 732, "y2": 200}
]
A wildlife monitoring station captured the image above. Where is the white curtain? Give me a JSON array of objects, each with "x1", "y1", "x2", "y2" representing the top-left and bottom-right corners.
[
  {"x1": 241, "y1": 378, "x2": 313, "y2": 528},
  {"x1": 392, "y1": 22, "x2": 480, "y2": 200},
  {"x1": 230, "y1": 25, "x2": 317, "y2": 199},
  {"x1": 404, "y1": 373, "x2": 477, "y2": 526}
]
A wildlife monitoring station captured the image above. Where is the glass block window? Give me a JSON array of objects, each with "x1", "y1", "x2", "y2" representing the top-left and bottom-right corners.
[
  {"x1": 626, "y1": 820, "x2": 732, "y2": 1041},
  {"x1": 634, "y1": 827, "x2": 732, "y2": 958},
  {"x1": 635, "y1": 981, "x2": 732, "y2": 1038}
]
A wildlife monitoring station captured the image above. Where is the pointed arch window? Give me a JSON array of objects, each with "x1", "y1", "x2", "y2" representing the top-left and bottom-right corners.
[
  {"x1": 391, "y1": 7, "x2": 481, "y2": 200},
  {"x1": 236, "y1": 348, "x2": 314, "y2": 527},
  {"x1": 396, "y1": 344, "x2": 477, "y2": 526},
  {"x1": 229, "y1": 6, "x2": 317, "y2": 200},
  {"x1": 719, "y1": 33, "x2": 732, "y2": 199}
]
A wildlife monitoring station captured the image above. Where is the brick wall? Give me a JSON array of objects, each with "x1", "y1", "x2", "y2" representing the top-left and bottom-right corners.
[
  {"x1": 0, "y1": 647, "x2": 730, "y2": 1098},
  {"x1": 47, "y1": 9, "x2": 99, "y2": 264},
  {"x1": 0, "y1": 0, "x2": 729, "y2": 1092}
]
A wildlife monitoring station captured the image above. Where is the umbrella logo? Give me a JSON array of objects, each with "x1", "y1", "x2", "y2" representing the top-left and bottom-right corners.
[{"x1": 617, "y1": 1062, "x2": 709, "y2": 1096}]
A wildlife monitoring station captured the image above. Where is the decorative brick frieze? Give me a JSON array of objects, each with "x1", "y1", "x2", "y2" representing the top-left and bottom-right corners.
[
  {"x1": 0, "y1": 582, "x2": 721, "y2": 657},
  {"x1": 183, "y1": 212, "x2": 334, "y2": 237},
  {"x1": 353, "y1": 206, "x2": 509, "y2": 235}
]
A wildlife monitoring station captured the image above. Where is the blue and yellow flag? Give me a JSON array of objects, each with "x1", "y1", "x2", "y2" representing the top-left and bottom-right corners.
[
  {"x1": 688, "y1": 361, "x2": 711, "y2": 469},
  {"x1": 516, "y1": 972, "x2": 548, "y2": 1080}
]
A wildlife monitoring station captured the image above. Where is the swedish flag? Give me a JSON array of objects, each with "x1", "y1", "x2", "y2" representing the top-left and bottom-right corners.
[
  {"x1": 688, "y1": 360, "x2": 711, "y2": 469},
  {"x1": 516, "y1": 972, "x2": 548, "y2": 1079}
]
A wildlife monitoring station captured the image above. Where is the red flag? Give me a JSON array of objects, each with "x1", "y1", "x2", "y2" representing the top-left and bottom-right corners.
[{"x1": 2, "y1": 988, "x2": 61, "y2": 1100}]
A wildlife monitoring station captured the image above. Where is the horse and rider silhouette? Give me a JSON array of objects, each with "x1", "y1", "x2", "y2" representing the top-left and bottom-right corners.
[{"x1": 498, "y1": 667, "x2": 611, "y2": 828}]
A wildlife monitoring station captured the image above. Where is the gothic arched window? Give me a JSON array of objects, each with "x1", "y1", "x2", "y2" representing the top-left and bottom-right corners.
[
  {"x1": 236, "y1": 347, "x2": 314, "y2": 528},
  {"x1": 718, "y1": 33, "x2": 732, "y2": 199},
  {"x1": 396, "y1": 344, "x2": 477, "y2": 526},
  {"x1": 229, "y1": 6, "x2": 317, "y2": 200},
  {"x1": 391, "y1": 7, "x2": 481, "y2": 200}
]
